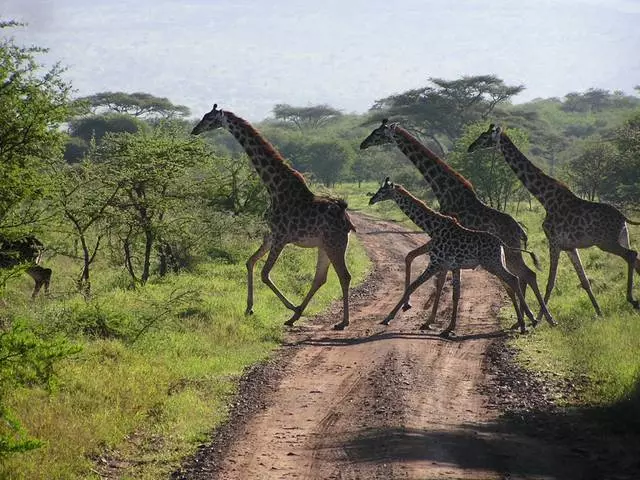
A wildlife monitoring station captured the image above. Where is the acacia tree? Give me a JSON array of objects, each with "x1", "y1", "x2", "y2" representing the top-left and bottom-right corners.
[
  {"x1": 99, "y1": 123, "x2": 210, "y2": 284},
  {"x1": 272, "y1": 104, "x2": 342, "y2": 131},
  {"x1": 51, "y1": 157, "x2": 121, "y2": 296},
  {"x1": 369, "y1": 75, "x2": 524, "y2": 154},
  {"x1": 74, "y1": 91, "x2": 190, "y2": 118},
  {"x1": 0, "y1": 20, "x2": 72, "y2": 230},
  {"x1": 602, "y1": 111, "x2": 640, "y2": 207},
  {"x1": 449, "y1": 123, "x2": 528, "y2": 210},
  {"x1": 565, "y1": 138, "x2": 618, "y2": 201}
]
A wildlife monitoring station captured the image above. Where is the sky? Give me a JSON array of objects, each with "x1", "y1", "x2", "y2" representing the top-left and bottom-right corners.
[{"x1": 4, "y1": 0, "x2": 640, "y2": 121}]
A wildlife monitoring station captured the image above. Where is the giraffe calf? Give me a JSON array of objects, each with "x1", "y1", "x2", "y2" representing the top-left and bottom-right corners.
[{"x1": 370, "y1": 178, "x2": 536, "y2": 336}]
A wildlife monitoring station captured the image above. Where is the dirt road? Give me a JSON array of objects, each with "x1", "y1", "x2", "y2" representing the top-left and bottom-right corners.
[{"x1": 174, "y1": 213, "x2": 598, "y2": 480}]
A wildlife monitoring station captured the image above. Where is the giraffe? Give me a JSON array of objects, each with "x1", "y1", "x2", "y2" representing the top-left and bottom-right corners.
[
  {"x1": 468, "y1": 124, "x2": 640, "y2": 315},
  {"x1": 191, "y1": 104, "x2": 355, "y2": 330},
  {"x1": 361, "y1": 119, "x2": 557, "y2": 327},
  {"x1": 0, "y1": 235, "x2": 52, "y2": 298},
  {"x1": 369, "y1": 177, "x2": 537, "y2": 336}
]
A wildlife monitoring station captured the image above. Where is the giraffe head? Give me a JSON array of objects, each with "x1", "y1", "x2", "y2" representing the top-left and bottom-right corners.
[
  {"x1": 191, "y1": 104, "x2": 226, "y2": 135},
  {"x1": 467, "y1": 124, "x2": 502, "y2": 153},
  {"x1": 369, "y1": 177, "x2": 396, "y2": 205},
  {"x1": 360, "y1": 119, "x2": 395, "y2": 149}
]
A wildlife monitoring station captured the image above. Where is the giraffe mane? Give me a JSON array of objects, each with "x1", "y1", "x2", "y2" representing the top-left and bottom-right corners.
[
  {"x1": 227, "y1": 111, "x2": 309, "y2": 187},
  {"x1": 394, "y1": 184, "x2": 457, "y2": 223},
  {"x1": 395, "y1": 126, "x2": 475, "y2": 192}
]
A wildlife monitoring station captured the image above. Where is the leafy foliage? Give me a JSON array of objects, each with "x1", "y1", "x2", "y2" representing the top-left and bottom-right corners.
[
  {"x1": 0, "y1": 21, "x2": 72, "y2": 228},
  {"x1": 74, "y1": 91, "x2": 190, "y2": 118},
  {"x1": 370, "y1": 74, "x2": 524, "y2": 153}
]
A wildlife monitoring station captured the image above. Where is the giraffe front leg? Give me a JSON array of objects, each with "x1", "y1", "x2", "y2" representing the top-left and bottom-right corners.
[
  {"x1": 403, "y1": 243, "x2": 431, "y2": 312},
  {"x1": 245, "y1": 237, "x2": 271, "y2": 315},
  {"x1": 285, "y1": 249, "x2": 330, "y2": 327},
  {"x1": 384, "y1": 263, "x2": 439, "y2": 326},
  {"x1": 260, "y1": 243, "x2": 299, "y2": 316}
]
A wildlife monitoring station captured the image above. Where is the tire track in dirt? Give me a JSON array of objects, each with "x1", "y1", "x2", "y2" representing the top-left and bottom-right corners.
[{"x1": 174, "y1": 212, "x2": 592, "y2": 480}]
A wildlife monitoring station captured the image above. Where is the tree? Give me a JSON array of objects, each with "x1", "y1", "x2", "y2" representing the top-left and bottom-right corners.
[
  {"x1": 272, "y1": 104, "x2": 342, "y2": 131},
  {"x1": 74, "y1": 91, "x2": 190, "y2": 118},
  {"x1": 0, "y1": 20, "x2": 72, "y2": 229},
  {"x1": 450, "y1": 123, "x2": 528, "y2": 210},
  {"x1": 369, "y1": 75, "x2": 524, "y2": 154},
  {"x1": 51, "y1": 158, "x2": 121, "y2": 296},
  {"x1": 68, "y1": 113, "x2": 147, "y2": 145},
  {"x1": 565, "y1": 138, "x2": 617, "y2": 201},
  {"x1": 99, "y1": 123, "x2": 210, "y2": 284},
  {"x1": 602, "y1": 111, "x2": 640, "y2": 207},
  {"x1": 301, "y1": 139, "x2": 354, "y2": 187}
]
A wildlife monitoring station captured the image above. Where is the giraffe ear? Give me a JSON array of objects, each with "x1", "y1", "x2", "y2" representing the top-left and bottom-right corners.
[
  {"x1": 383, "y1": 176, "x2": 390, "y2": 186},
  {"x1": 212, "y1": 103, "x2": 218, "y2": 111},
  {"x1": 488, "y1": 123, "x2": 495, "y2": 132},
  {"x1": 381, "y1": 118, "x2": 388, "y2": 126}
]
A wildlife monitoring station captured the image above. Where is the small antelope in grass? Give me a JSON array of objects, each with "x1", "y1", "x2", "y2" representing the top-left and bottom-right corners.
[
  {"x1": 369, "y1": 178, "x2": 538, "y2": 336},
  {"x1": 0, "y1": 235, "x2": 52, "y2": 298}
]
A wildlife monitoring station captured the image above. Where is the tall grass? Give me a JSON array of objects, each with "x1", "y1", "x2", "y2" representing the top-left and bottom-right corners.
[{"x1": 0, "y1": 229, "x2": 370, "y2": 479}]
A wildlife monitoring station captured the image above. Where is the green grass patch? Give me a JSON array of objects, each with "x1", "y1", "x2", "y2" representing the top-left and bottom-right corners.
[{"x1": 0, "y1": 228, "x2": 370, "y2": 479}]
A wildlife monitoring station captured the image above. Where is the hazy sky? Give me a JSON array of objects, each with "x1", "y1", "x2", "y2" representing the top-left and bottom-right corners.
[{"x1": 5, "y1": 0, "x2": 640, "y2": 121}]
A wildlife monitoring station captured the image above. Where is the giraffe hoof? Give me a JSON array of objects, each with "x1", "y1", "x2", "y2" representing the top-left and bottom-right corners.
[
  {"x1": 402, "y1": 303, "x2": 412, "y2": 312},
  {"x1": 245, "y1": 308, "x2": 254, "y2": 316},
  {"x1": 419, "y1": 323, "x2": 435, "y2": 331},
  {"x1": 380, "y1": 318, "x2": 392, "y2": 326},
  {"x1": 439, "y1": 330, "x2": 454, "y2": 339},
  {"x1": 632, "y1": 300, "x2": 640, "y2": 310},
  {"x1": 284, "y1": 319, "x2": 296, "y2": 327},
  {"x1": 333, "y1": 322, "x2": 348, "y2": 331}
]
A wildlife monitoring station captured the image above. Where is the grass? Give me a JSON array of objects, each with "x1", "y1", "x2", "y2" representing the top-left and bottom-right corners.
[{"x1": 0, "y1": 223, "x2": 371, "y2": 479}]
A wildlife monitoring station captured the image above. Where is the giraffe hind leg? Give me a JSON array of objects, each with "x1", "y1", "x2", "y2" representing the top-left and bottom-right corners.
[
  {"x1": 327, "y1": 242, "x2": 352, "y2": 330},
  {"x1": 420, "y1": 270, "x2": 447, "y2": 330},
  {"x1": 440, "y1": 269, "x2": 461, "y2": 338},
  {"x1": 566, "y1": 249, "x2": 602, "y2": 315},
  {"x1": 598, "y1": 236, "x2": 640, "y2": 310}
]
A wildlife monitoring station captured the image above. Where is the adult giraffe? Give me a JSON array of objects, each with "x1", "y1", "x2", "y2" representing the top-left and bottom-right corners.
[
  {"x1": 192, "y1": 105, "x2": 355, "y2": 329},
  {"x1": 361, "y1": 120, "x2": 556, "y2": 327},
  {"x1": 468, "y1": 124, "x2": 640, "y2": 315},
  {"x1": 369, "y1": 177, "x2": 537, "y2": 336}
]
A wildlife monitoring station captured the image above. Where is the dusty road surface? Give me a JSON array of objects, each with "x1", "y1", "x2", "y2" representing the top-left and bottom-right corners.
[{"x1": 174, "y1": 213, "x2": 602, "y2": 480}]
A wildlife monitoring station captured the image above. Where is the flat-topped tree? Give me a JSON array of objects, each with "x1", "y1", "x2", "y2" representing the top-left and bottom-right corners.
[
  {"x1": 369, "y1": 178, "x2": 537, "y2": 336},
  {"x1": 191, "y1": 104, "x2": 355, "y2": 330},
  {"x1": 468, "y1": 124, "x2": 640, "y2": 315},
  {"x1": 361, "y1": 120, "x2": 556, "y2": 327}
]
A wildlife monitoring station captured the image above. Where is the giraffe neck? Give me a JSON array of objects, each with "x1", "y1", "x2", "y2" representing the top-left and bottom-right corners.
[
  {"x1": 223, "y1": 111, "x2": 314, "y2": 203},
  {"x1": 392, "y1": 186, "x2": 452, "y2": 234},
  {"x1": 391, "y1": 126, "x2": 476, "y2": 208},
  {"x1": 498, "y1": 132, "x2": 572, "y2": 210}
]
